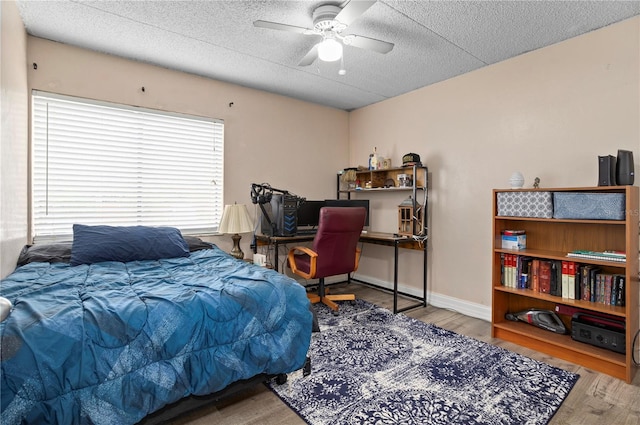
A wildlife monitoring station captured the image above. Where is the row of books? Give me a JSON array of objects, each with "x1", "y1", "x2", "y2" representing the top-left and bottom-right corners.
[{"x1": 501, "y1": 254, "x2": 625, "y2": 306}]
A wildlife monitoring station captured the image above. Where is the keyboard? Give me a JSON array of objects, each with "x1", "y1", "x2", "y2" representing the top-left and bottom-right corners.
[{"x1": 295, "y1": 229, "x2": 317, "y2": 235}]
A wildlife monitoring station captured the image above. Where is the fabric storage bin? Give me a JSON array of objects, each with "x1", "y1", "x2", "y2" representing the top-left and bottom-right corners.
[
  {"x1": 497, "y1": 191, "x2": 553, "y2": 218},
  {"x1": 553, "y1": 192, "x2": 625, "y2": 220}
]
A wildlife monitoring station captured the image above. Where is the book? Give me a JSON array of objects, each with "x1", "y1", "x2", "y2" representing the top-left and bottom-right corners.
[
  {"x1": 566, "y1": 250, "x2": 626, "y2": 263},
  {"x1": 550, "y1": 260, "x2": 561, "y2": 296},
  {"x1": 567, "y1": 261, "x2": 576, "y2": 300},
  {"x1": 531, "y1": 259, "x2": 540, "y2": 292},
  {"x1": 561, "y1": 261, "x2": 569, "y2": 298},
  {"x1": 519, "y1": 257, "x2": 532, "y2": 289},
  {"x1": 615, "y1": 275, "x2": 625, "y2": 307},
  {"x1": 512, "y1": 254, "x2": 520, "y2": 288},
  {"x1": 538, "y1": 260, "x2": 551, "y2": 294},
  {"x1": 554, "y1": 260, "x2": 563, "y2": 296},
  {"x1": 510, "y1": 255, "x2": 515, "y2": 288},
  {"x1": 503, "y1": 253, "x2": 513, "y2": 288},
  {"x1": 588, "y1": 267, "x2": 601, "y2": 302},
  {"x1": 596, "y1": 273, "x2": 604, "y2": 304},
  {"x1": 603, "y1": 250, "x2": 626, "y2": 257},
  {"x1": 580, "y1": 265, "x2": 594, "y2": 301},
  {"x1": 502, "y1": 253, "x2": 516, "y2": 288},
  {"x1": 603, "y1": 274, "x2": 613, "y2": 305}
]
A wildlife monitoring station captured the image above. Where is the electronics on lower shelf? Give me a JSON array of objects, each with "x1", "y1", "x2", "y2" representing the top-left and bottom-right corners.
[{"x1": 571, "y1": 312, "x2": 626, "y2": 354}]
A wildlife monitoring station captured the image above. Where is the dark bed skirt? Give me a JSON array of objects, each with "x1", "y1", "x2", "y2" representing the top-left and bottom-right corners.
[{"x1": 138, "y1": 373, "x2": 288, "y2": 424}]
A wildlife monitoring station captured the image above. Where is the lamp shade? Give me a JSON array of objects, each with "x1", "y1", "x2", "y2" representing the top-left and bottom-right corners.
[
  {"x1": 317, "y1": 38, "x2": 343, "y2": 62},
  {"x1": 218, "y1": 204, "x2": 254, "y2": 234}
]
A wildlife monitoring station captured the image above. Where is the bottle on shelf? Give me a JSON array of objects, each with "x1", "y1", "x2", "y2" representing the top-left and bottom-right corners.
[{"x1": 370, "y1": 147, "x2": 379, "y2": 170}]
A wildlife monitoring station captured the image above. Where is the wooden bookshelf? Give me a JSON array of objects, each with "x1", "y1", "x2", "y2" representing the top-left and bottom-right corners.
[{"x1": 491, "y1": 186, "x2": 638, "y2": 383}]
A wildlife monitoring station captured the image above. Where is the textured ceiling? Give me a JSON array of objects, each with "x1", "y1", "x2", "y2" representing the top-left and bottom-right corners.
[{"x1": 16, "y1": 0, "x2": 640, "y2": 111}]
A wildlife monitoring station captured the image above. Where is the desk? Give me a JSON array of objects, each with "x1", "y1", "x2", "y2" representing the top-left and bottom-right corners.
[{"x1": 254, "y1": 231, "x2": 427, "y2": 313}]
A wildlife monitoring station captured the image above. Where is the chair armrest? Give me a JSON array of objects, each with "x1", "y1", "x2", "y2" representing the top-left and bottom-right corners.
[
  {"x1": 287, "y1": 246, "x2": 318, "y2": 280},
  {"x1": 354, "y1": 247, "x2": 362, "y2": 272}
]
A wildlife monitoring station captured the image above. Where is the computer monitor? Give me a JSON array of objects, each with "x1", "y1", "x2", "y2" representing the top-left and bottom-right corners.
[
  {"x1": 324, "y1": 199, "x2": 370, "y2": 227},
  {"x1": 296, "y1": 200, "x2": 326, "y2": 228}
]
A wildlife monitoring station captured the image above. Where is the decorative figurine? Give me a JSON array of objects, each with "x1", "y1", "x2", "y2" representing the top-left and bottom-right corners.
[{"x1": 533, "y1": 177, "x2": 540, "y2": 188}]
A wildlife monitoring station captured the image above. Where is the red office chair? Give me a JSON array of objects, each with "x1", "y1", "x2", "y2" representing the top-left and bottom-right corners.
[{"x1": 287, "y1": 207, "x2": 366, "y2": 312}]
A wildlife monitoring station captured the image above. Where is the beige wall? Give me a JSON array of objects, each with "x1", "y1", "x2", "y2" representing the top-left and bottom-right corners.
[
  {"x1": 350, "y1": 16, "x2": 640, "y2": 318},
  {"x1": 0, "y1": 1, "x2": 29, "y2": 278},
  {"x1": 24, "y1": 37, "x2": 349, "y2": 265}
]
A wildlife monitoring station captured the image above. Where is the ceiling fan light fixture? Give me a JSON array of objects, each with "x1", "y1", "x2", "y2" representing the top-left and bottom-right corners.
[{"x1": 317, "y1": 38, "x2": 343, "y2": 62}]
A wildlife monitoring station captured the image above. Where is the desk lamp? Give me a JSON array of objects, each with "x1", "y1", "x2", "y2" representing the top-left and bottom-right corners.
[{"x1": 218, "y1": 203, "x2": 254, "y2": 260}]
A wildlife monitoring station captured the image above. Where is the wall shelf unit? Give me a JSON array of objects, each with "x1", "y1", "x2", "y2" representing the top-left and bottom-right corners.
[
  {"x1": 491, "y1": 186, "x2": 638, "y2": 383},
  {"x1": 337, "y1": 165, "x2": 428, "y2": 237}
]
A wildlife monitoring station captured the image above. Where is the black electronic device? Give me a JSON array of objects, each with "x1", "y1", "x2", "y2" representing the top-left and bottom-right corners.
[
  {"x1": 260, "y1": 194, "x2": 299, "y2": 236},
  {"x1": 296, "y1": 200, "x2": 326, "y2": 229},
  {"x1": 616, "y1": 149, "x2": 635, "y2": 185},
  {"x1": 571, "y1": 313, "x2": 625, "y2": 354},
  {"x1": 324, "y1": 199, "x2": 370, "y2": 227},
  {"x1": 505, "y1": 309, "x2": 567, "y2": 334},
  {"x1": 598, "y1": 155, "x2": 616, "y2": 186},
  {"x1": 251, "y1": 183, "x2": 304, "y2": 237}
]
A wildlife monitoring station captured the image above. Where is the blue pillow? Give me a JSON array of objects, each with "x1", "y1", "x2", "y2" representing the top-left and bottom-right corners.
[{"x1": 70, "y1": 225, "x2": 190, "y2": 266}]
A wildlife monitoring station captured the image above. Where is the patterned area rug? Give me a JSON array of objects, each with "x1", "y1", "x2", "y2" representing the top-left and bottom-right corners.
[{"x1": 269, "y1": 299, "x2": 579, "y2": 425}]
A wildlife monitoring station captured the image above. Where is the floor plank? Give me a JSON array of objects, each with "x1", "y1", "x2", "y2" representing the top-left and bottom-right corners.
[{"x1": 170, "y1": 283, "x2": 640, "y2": 425}]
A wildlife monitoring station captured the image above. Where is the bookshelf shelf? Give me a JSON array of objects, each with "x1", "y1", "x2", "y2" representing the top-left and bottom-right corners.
[
  {"x1": 493, "y1": 322, "x2": 628, "y2": 379},
  {"x1": 339, "y1": 186, "x2": 422, "y2": 193},
  {"x1": 493, "y1": 286, "x2": 627, "y2": 317},
  {"x1": 491, "y1": 186, "x2": 638, "y2": 383},
  {"x1": 337, "y1": 166, "x2": 428, "y2": 196},
  {"x1": 493, "y1": 321, "x2": 626, "y2": 364},
  {"x1": 494, "y1": 248, "x2": 627, "y2": 267},
  {"x1": 495, "y1": 216, "x2": 627, "y2": 225}
]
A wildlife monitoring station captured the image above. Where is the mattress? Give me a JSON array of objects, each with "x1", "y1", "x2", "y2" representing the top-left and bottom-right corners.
[{"x1": 0, "y1": 246, "x2": 312, "y2": 424}]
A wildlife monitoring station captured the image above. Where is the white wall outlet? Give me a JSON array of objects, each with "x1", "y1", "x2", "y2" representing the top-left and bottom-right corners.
[{"x1": 253, "y1": 253, "x2": 267, "y2": 267}]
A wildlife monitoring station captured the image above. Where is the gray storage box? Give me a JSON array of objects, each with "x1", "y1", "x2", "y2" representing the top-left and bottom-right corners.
[
  {"x1": 553, "y1": 192, "x2": 625, "y2": 220},
  {"x1": 497, "y1": 191, "x2": 553, "y2": 218}
]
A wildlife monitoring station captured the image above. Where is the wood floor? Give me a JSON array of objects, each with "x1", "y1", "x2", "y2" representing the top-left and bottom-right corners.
[{"x1": 170, "y1": 283, "x2": 640, "y2": 425}]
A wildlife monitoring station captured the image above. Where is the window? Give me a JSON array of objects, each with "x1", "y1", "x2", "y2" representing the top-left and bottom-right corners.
[{"x1": 31, "y1": 91, "x2": 224, "y2": 243}]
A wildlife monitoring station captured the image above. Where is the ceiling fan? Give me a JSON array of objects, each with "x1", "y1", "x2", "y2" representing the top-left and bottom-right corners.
[{"x1": 253, "y1": 1, "x2": 394, "y2": 72}]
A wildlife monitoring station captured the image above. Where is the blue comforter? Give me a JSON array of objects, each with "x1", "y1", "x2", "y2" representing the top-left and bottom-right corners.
[{"x1": 0, "y1": 246, "x2": 312, "y2": 424}]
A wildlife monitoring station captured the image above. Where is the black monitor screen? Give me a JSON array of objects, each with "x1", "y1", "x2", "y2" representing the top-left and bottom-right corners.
[
  {"x1": 296, "y1": 200, "x2": 326, "y2": 228},
  {"x1": 324, "y1": 199, "x2": 370, "y2": 227}
]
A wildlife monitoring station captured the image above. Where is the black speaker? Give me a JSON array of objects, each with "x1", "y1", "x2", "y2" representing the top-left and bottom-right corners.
[
  {"x1": 616, "y1": 150, "x2": 635, "y2": 186},
  {"x1": 598, "y1": 155, "x2": 616, "y2": 186}
]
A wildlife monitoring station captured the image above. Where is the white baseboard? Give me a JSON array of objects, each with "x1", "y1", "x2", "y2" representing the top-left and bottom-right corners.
[
  {"x1": 325, "y1": 273, "x2": 491, "y2": 323},
  {"x1": 428, "y1": 291, "x2": 491, "y2": 323}
]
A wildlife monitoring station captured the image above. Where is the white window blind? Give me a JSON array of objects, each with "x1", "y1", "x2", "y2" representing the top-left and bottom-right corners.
[{"x1": 32, "y1": 91, "x2": 224, "y2": 243}]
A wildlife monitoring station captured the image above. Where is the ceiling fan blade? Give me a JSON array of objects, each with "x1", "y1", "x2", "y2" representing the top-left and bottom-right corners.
[
  {"x1": 253, "y1": 20, "x2": 311, "y2": 34},
  {"x1": 335, "y1": 0, "x2": 376, "y2": 26},
  {"x1": 298, "y1": 44, "x2": 318, "y2": 66},
  {"x1": 346, "y1": 34, "x2": 394, "y2": 54}
]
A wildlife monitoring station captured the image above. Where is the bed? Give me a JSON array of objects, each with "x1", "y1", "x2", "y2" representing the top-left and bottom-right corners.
[{"x1": 0, "y1": 225, "x2": 313, "y2": 424}]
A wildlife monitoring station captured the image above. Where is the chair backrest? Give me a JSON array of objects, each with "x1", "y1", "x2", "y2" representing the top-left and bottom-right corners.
[{"x1": 312, "y1": 206, "x2": 366, "y2": 278}]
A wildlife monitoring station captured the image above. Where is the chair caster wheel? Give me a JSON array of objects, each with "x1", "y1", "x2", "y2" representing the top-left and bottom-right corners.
[
  {"x1": 332, "y1": 310, "x2": 339, "y2": 316},
  {"x1": 275, "y1": 373, "x2": 287, "y2": 385}
]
